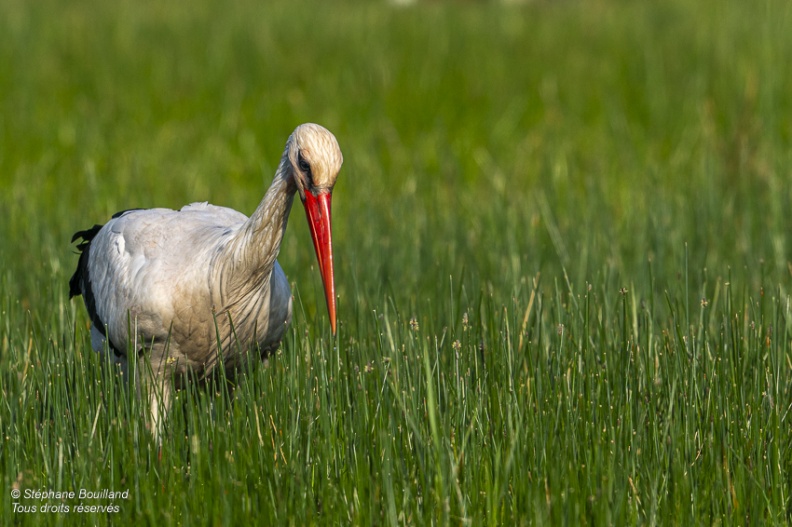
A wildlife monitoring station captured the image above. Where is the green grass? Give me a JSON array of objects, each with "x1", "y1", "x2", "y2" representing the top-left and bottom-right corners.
[{"x1": 2, "y1": 0, "x2": 792, "y2": 524}]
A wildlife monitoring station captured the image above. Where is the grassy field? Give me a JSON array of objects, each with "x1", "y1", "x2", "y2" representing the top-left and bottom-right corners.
[{"x1": 2, "y1": 0, "x2": 792, "y2": 524}]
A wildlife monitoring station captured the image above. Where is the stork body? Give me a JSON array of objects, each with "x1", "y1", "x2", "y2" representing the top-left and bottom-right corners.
[
  {"x1": 77, "y1": 202, "x2": 293, "y2": 374},
  {"x1": 69, "y1": 123, "x2": 342, "y2": 434}
]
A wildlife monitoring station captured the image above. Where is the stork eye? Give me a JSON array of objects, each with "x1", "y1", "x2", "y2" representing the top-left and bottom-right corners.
[{"x1": 297, "y1": 154, "x2": 311, "y2": 175}]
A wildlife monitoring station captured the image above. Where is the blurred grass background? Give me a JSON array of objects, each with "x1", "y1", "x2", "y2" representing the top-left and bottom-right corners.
[
  {"x1": 2, "y1": 0, "x2": 791, "y2": 307},
  {"x1": 1, "y1": 0, "x2": 791, "y2": 524}
]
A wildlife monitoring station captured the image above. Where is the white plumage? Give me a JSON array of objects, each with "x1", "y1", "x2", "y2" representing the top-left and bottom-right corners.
[{"x1": 70, "y1": 123, "x2": 342, "y2": 435}]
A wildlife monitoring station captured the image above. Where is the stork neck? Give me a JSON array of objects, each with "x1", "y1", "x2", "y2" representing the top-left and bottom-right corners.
[{"x1": 222, "y1": 159, "x2": 297, "y2": 290}]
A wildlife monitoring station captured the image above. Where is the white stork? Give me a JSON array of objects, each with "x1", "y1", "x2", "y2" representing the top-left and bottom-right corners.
[{"x1": 69, "y1": 123, "x2": 342, "y2": 434}]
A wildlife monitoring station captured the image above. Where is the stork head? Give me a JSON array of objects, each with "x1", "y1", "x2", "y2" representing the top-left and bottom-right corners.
[{"x1": 287, "y1": 123, "x2": 343, "y2": 335}]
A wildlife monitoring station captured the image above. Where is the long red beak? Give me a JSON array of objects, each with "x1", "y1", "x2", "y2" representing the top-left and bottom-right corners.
[{"x1": 302, "y1": 191, "x2": 336, "y2": 334}]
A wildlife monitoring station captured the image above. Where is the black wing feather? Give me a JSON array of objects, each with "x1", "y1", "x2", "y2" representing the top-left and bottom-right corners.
[
  {"x1": 69, "y1": 210, "x2": 142, "y2": 357},
  {"x1": 69, "y1": 224, "x2": 105, "y2": 336},
  {"x1": 69, "y1": 209, "x2": 141, "y2": 299}
]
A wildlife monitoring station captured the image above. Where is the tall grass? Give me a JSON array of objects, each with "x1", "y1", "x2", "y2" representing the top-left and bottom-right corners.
[{"x1": 1, "y1": 0, "x2": 791, "y2": 524}]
